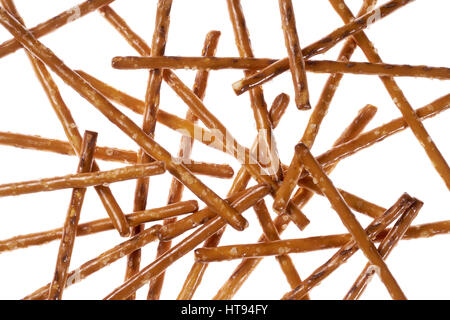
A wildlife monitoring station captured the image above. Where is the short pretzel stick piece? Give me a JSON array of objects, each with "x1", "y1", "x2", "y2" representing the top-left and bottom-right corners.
[{"x1": 48, "y1": 131, "x2": 97, "y2": 300}]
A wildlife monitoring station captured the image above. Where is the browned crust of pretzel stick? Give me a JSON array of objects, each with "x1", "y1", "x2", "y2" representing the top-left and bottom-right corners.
[
  {"x1": 0, "y1": 162, "x2": 165, "y2": 197},
  {"x1": 330, "y1": 0, "x2": 450, "y2": 190},
  {"x1": 103, "y1": 184, "x2": 272, "y2": 300},
  {"x1": 48, "y1": 131, "x2": 97, "y2": 300},
  {"x1": 232, "y1": 0, "x2": 415, "y2": 95},
  {"x1": 279, "y1": 0, "x2": 310, "y2": 109},
  {"x1": 112, "y1": 56, "x2": 450, "y2": 80},
  {"x1": 226, "y1": 0, "x2": 283, "y2": 181},
  {"x1": 213, "y1": 102, "x2": 380, "y2": 300},
  {"x1": 0, "y1": 7, "x2": 245, "y2": 232},
  {"x1": 1, "y1": 0, "x2": 131, "y2": 237},
  {"x1": 0, "y1": 0, "x2": 116, "y2": 59},
  {"x1": 296, "y1": 142, "x2": 406, "y2": 300},
  {"x1": 99, "y1": 5, "x2": 151, "y2": 56},
  {"x1": 149, "y1": 30, "x2": 220, "y2": 301},
  {"x1": 24, "y1": 225, "x2": 162, "y2": 300},
  {"x1": 282, "y1": 195, "x2": 416, "y2": 300},
  {"x1": 253, "y1": 200, "x2": 308, "y2": 298},
  {"x1": 0, "y1": 201, "x2": 198, "y2": 253},
  {"x1": 176, "y1": 94, "x2": 290, "y2": 300},
  {"x1": 344, "y1": 199, "x2": 422, "y2": 300}
]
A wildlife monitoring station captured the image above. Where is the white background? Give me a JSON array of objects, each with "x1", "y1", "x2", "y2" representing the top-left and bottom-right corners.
[{"x1": 0, "y1": 0, "x2": 449, "y2": 300}]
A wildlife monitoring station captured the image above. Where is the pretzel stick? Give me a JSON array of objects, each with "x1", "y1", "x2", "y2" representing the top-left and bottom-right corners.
[
  {"x1": 99, "y1": 5, "x2": 151, "y2": 56},
  {"x1": 104, "y1": 184, "x2": 271, "y2": 300},
  {"x1": 0, "y1": 0, "x2": 131, "y2": 237},
  {"x1": 0, "y1": 201, "x2": 198, "y2": 253},
  {"x1": 213, "y1": 103, "x2": 380, "y2": 300},
  {"x1": 278, "y1": 0, "x2": 310, "y2": 109},
  {"x1": 0, "y1": 8, "x2": 245, "y2": 232},
  {"x1": 24, "y1": 225, "x2": 162, "y2": 301},
  {"x1": 0, "y1": 162, "x2": 165, "y2": 197},
  {"x1": 0, "y1": 0, "x2": 116, "y2": 59},
  {"x1": 282, "y1": 195, "x2": 417, "y2": 300},
  {"x1": 112, "y1": 56, "x2": 450, "y2": 80},
  {"x1": 344, "y1": 199, "x2": 422, "y2": 300},
  {"x1": 149, "y1": 31, "x2": 220, "y2": 301},
  {"x1": 232, "y1": 0, "x2": 414, "y2": 95},
  {"x1": 330, "y1": 0, "x2": 450, "y2": 190},
  {"x1": 253, "y1": 200, "x2": 308, "y2": 297},
  {"x1": 176, "y1": 94, "x2": 290, "y2": 300},
  {"x1": 48, "y1": 131, "x2": 97, "y2": 300},
  {"x1": 226, "y1": 0, "x2": 282, "y2": 179}
]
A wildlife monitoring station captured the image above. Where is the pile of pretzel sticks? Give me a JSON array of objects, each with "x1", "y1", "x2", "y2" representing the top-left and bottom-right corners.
[{"x1": 0, "y1": 0, "x2": 449, "y2": 300}]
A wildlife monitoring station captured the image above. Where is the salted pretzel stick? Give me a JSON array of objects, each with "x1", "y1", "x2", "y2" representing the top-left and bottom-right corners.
[
  {"x1": 177, "y1": 94, "x2": 290, "y2": 300},
  {"x1": 283, "y1": 195, "x2": 416, "y2": 300},
  {"x1": 149, "y1": 31, "x2": 220, "y2": 301},
  {"x1": 296, "y1": 143, "x2": 406, "y2": 300},
  {"x1": 0, "y1": 0, "x2": 116, "y2": 59},
  {"x1": 0, "y1": 8, "x2": 245, "y2": 232},
  {"x1": 99, "y1": 5, "x2": 151, "y2": 56},
  {"x1": 0, "y1": 162, "x2": 165, "y2": 197},
  {"x1": 278, "y1": 0, "x2": 310, "y2": 109},
  {"x1": 24, "y1": 225, "x2": 162, "y2": 301},
  {"x1": 330, "y1": 0, "x2": 450, "y2": 190},
  {"x1": 226, "y1": 0, "x2": 282, "y2": 179},
  {"x1": 232, "y1": 0, "x2": 414, "y2": 95},
  {"x1": 0, "y1": 0, "x2": 131, "y2": 237},
  {"x1": 213, "y1": 105, "x2": 381, "y2": 300},
  {"x1": 253, "y1": 200, "x2": 307, "y2": 297},
  {"x1": 0, "y1": 201, "x2": 198, "y2": 253},
  {"x1": 104, "y1": 184, "x2": 272, "y2": 300},
  {"x1": 112, "y1": 56, "x2": 450, "y2": 80},
  {"x1": 48, "y1": 131, "x2": 97, "y2": 300},
  {"x1": 345, "y1": 200, "x2": 422, "y2": 300}
]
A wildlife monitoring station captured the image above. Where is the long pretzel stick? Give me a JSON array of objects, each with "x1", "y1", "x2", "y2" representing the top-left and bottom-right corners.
[
  {"x1": 104, "y1": 184, "x2": 271, "y2": 300},
  {"x1": 0, "y1": 0, "x2": 116, "y2": 59},
  {"x1": 24, "y1": 225, "x2": 162, "y2": 301},
  {"x1": 213, "y1": 103, "x2": 380, "y2": 300},
  {"x1": 149, "y1": 31, "x2": 220, "y2": 301},
  {"x1": 279, "y1": 0, "x2": 310, "y2": 109},
  {"x1": 226, "y1": 0, "x2": 282, "y2": 180},
  {"x1": 99, "y1": 5, "x2": 151, "y2": 56},
  {"x1": 0, "y1": 162, "x2": 165, "y2": 197},
  {"x1": 176, "y1": 94, "x2": 290, "y2": 300},
  {"x1": 232, "y1": 0, "x2": 414, "y2": 95},
  {"x1": 0, "y1": 8, "x2": 246, "y2": 232},
  {"x1": 0, "y1": 201, "x2": 198, "y2": 253},
  {"x1": 282, "y1": 195, "x2": 417, "y2": 300},
  {"x1": 48, "y1": 131, "x2": 97, "y2": 300},
  {"x1": 1, "y1": 0, "x2": 130, "y2": 237},
  {"x1": 296, "y1": 143, "x2": 406, "y2": 300},
  {"x1": 344, "y1": 199, "x2": 422, "y2": 300},
  {"x1": 112, "y1": 56, "x2": 450, "y2": 80},
  {"x1": 253, "y1": 200, "x2": 308, "y2": 298},
  {"x1": 329, "y1": 0, "x2": 450, "y2": 190}
]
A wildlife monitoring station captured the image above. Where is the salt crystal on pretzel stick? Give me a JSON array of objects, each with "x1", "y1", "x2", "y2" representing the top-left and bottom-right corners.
[
  {"x1": 24, "y1": 225, "x2": 162, "y2": 301},
  {"x1": 149, "y1": 30, "x2": 220, "y2": 301},
  {"x1": 0, "y1": 201, "x2": 198, "y2": 253},
  {"x1": 295, "y1": 143, "x2": 407, "y2": 300},
  {"x1": 330, "y1": 0, "x2": 450, "y2": 191},
  {"x1": 0, "y1": 0, "x2": 116, "y2": 59},
  {"x1": 232, "y1": 0, "x2": 415, "y2": 95},
  {"x1": 48, "y1": 131, "x2": 97, "y2": 300},
  {"x1": 0, "y1": 7, "x2": 246, "y2": 231},
  {"x1": 282, "y1": 195, "x2": 417, "y2": 300},
  {"x1": 278, "y1": 0, "x2": 310, "y2": 109},
  {"x1": 0, "y1": 0, "x2": 131, "y2": 237},
  {"x1": 345, "y1": 199, "x2": 423, "y2": 300},
  {"x1": 0, "y1": 162, "x2": 165, "y2": 197}
]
